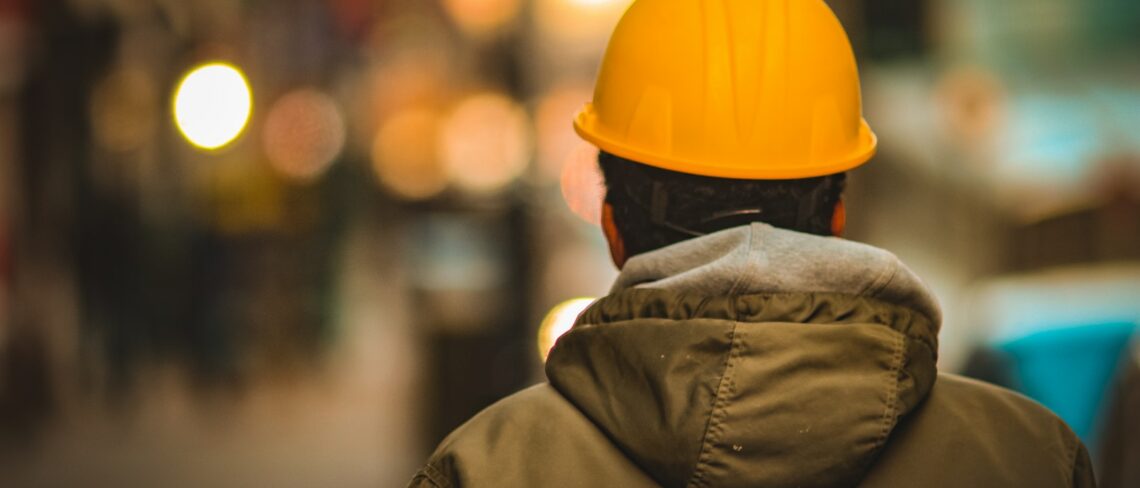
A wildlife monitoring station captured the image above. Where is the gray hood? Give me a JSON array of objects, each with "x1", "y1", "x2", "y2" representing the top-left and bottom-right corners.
[
  {"x1": 613, "y1": 223, "x2": 941, "y2": 325},
  {"x1": 546, "y1": 224, "x2": 942, "y2": 488}
]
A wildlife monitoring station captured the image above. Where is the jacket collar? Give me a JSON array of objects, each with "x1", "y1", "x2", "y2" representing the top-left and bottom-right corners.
[{"x1": 612, "y1": 222, "x2": 941, "y2": 328}]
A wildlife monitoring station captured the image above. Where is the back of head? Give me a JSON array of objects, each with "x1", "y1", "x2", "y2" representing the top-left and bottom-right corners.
[{"x1": 599, "y1": 151, "x2": 846, "y2": 257}]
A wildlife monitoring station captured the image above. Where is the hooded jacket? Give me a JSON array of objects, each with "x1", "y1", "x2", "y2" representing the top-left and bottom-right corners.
[{"x1": 410, "y1": 223, "x2": 1096, "y2": 487}]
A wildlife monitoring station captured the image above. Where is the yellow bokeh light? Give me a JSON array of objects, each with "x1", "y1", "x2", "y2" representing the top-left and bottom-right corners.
[
  {"x1": 537, "y1": 298, "x2": 596, "y2": 362},
  {"x1": 173, "y1": 62, "x2": 253, "y2": 151}
]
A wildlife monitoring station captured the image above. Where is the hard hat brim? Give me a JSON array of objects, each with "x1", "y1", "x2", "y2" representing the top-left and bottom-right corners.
[{"x1": 574, "y1": 103, "x2": 878, "y2": 180}]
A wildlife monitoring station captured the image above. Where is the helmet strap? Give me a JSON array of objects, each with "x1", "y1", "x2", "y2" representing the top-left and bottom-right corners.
[
  {"x1": 640, "y1": 182, "x2": 769, "y2": 238},
  {"x1": 622, "y1": 170, "x2": 834, "y2": 238}
]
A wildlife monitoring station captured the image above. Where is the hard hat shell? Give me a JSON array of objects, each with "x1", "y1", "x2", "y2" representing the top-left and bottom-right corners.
[{"x1": 574, "y1": 0, "x2": 877, "y2": 180}]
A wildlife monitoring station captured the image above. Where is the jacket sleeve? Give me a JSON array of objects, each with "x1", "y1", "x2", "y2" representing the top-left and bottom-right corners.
[{"x1": 1071, "y1": 441, "x2": 1097, "y2": 488}]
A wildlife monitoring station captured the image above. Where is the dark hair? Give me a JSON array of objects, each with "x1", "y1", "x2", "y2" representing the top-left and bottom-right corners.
[{"x1": 599, "y1": 151, "x2": 846, "y2": 258}]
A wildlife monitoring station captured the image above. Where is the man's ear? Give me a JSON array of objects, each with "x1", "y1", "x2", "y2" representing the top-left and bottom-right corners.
[
  {"x1": 831, "y1": 198, "x2": 847, "y2": 237},
  {"x1": 602, "y1": 202, "x2": 628, "y2": 269}
]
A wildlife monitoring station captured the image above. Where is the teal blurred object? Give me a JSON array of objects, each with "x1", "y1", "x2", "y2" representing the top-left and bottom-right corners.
[
  {"x1": 998, "y1": 322, "x2": 1138, "y2": 448},
  {"x1": 955, "y1": 0, "x2": 1140, "y2": 65}
]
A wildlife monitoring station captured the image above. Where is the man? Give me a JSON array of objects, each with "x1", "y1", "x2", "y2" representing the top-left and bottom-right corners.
[{"x1": 409, "y1": 0, "x2": 1096, "y2": 486}]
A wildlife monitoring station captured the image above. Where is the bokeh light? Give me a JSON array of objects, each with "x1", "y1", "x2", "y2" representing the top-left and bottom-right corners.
[
  {"x1": 442, "y1": 0, "x2": 523, "y2": 37},
  {"x1": 440, "y1": 93, "x2": 532, "y2": 195},
  {"x1": 537, "y1": 298, "x2": 595, "y2": 361},
  {"x1": 262, "y1": 89, "x2": 346, "y2": 183},
  {"x1": 173, "y1": 62, "x2": 253, "y2": 151},
  {"x1": 357, "y1": 16, "x2": 453, "y2": 161},
  {"x1": 560, "y1": 143, "x2": 605, "y2": 226},
  {"x1": 534, "y1": 0, "x2": 633, "y2": 44},
  {"x1": 372, "y1": 108, "x2": 449, "y2": 200}
]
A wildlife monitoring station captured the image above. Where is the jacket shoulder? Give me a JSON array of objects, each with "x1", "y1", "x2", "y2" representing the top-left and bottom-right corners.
[
  {"x1": 409, "y1": 384, "x2": 657, "y2": 488},
  {"x1": 862, "y1": 373, "x2": 1095, "y2": 487},
  {"x1": 932, "y1": 373, "x2": 1078, "y2": 432}
]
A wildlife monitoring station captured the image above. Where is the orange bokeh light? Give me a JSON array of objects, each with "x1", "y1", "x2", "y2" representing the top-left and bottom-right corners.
[{"x1": 372, "y1": 108, "x2": 449, "y2": 200}]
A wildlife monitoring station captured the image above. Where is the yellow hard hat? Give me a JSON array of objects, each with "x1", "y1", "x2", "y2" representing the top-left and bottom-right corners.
[{"x1": 574, "y1": 0, "x2": 877, "y2": 180}]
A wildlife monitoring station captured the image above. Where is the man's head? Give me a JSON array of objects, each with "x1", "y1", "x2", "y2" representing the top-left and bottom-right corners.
[
  {"x1": 597, "y1": 151, "x2": 847, "y2": 268},
  {"x1": 574, "y1": 0, "x2": 873, "y2": 267}
]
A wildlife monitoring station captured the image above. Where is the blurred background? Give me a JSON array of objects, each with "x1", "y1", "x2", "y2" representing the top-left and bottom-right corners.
[{"x1": 0, "y1": 0, "x2": 1137, "y2": 486}]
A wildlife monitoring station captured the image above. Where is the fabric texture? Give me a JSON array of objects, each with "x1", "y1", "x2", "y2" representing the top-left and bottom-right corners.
[{"x1": 410, "y1": 223, "x2": 1096, "y2": 487}]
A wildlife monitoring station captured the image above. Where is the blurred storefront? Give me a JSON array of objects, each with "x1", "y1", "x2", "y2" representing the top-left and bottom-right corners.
[{"x1": 0, "y1": 0, "x2": 1136, "y2": 486}]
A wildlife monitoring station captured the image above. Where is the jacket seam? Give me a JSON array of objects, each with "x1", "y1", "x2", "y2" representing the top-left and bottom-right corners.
[
  {"x1": 686, "y1": 321, "x2": 742, "y2": 488},
  {"x1": 874, "y1": 331, "x2": 906, "y2": 448},
  {"x1": 727, "y1": 224, "x2": 760, "y2": 296},
  {"x1": 417, "y1": 463, "x2": 451, "y2": 488}
]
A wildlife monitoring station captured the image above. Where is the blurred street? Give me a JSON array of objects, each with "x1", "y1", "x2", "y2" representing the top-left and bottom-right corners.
[
  {"x1": 0, "y1": 0, "x2": 1138, "y2": 486},
  {"x1": 0, "y1": 218, "x2": 422, "y2": 487}
]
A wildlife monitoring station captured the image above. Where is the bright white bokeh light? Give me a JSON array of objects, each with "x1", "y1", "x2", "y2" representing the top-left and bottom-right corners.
[
  {"x1": 537, "y1": 298, "x2": 596, "y2": 361},
  {"x1": 173, "y1": 63, "x2": 253, "y2": 150}
]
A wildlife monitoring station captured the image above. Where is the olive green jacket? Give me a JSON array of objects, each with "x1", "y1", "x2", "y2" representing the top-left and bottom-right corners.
[{"x1": 410, "y1": 224, "x2": 1095, "y2": 487}]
